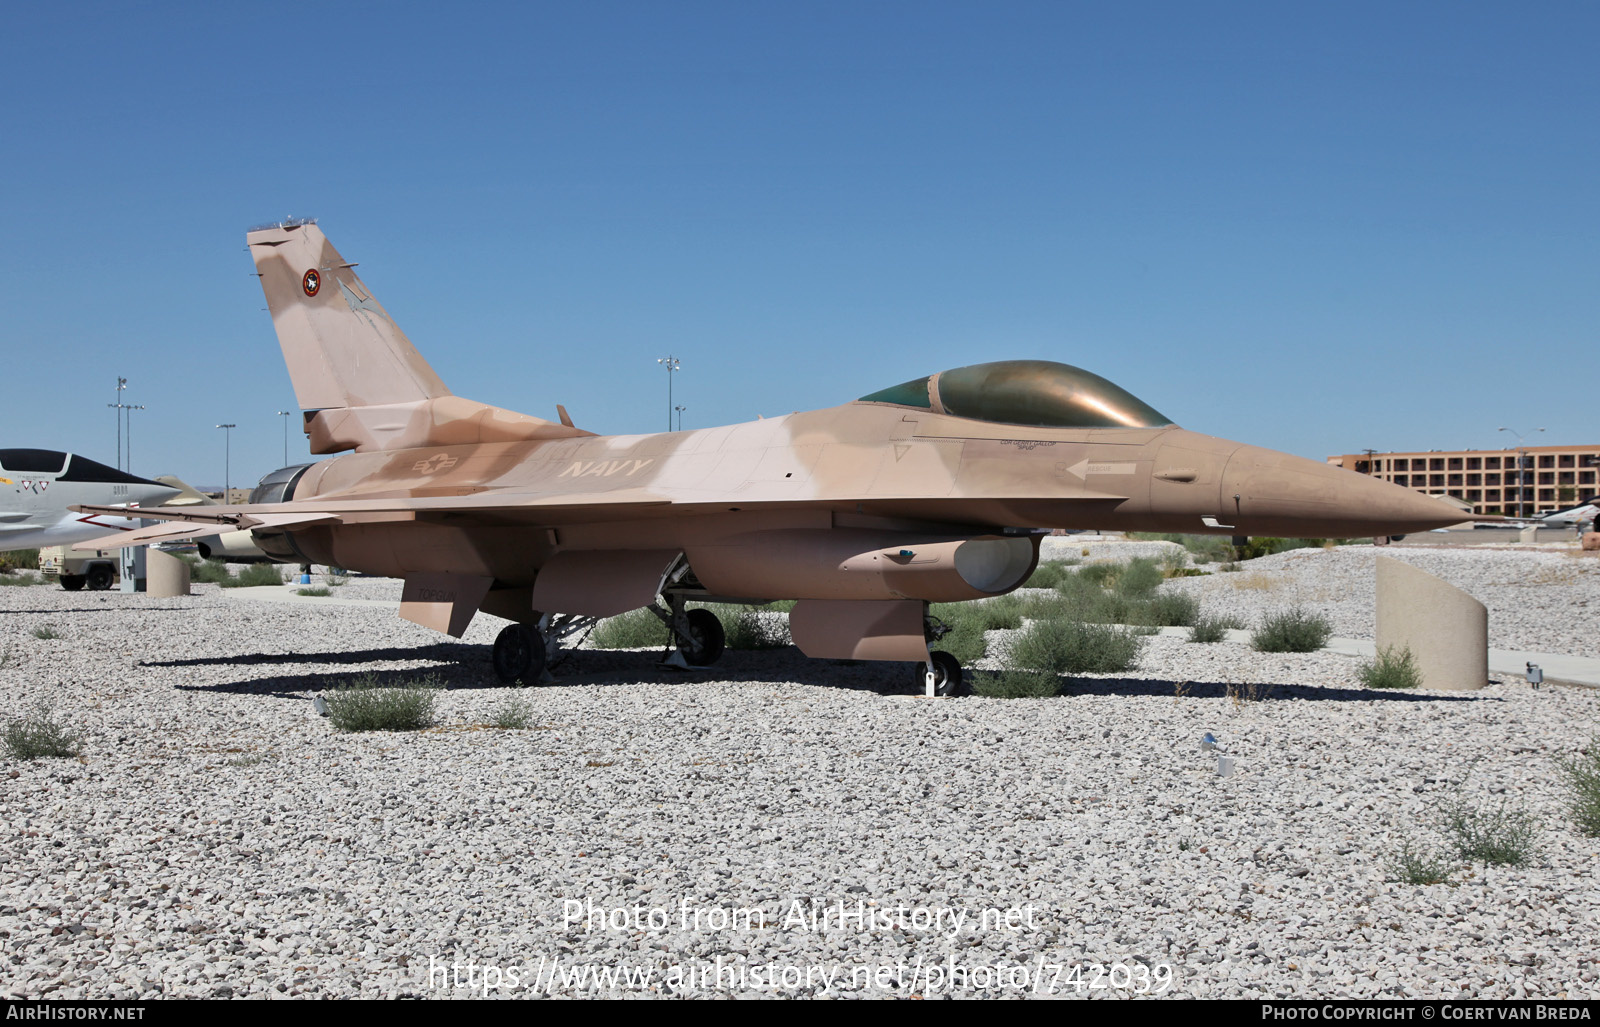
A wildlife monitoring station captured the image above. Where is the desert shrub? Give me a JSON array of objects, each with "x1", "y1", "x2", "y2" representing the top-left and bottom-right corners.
[
  {"x1": 1130, "y1": 591, "x2": 1200, "y2": 628},
  {"x1": 1189, "y1": 614, "x2": 1244, "y2": 643},
  {"x1": 1076, "y1": 562, "x2": 1116, "y2": 587},
  {"x1": 1385, "y1": 835, "x2": 1458, "y2": 885},
  {"x1": 1006, "y1": 619, "x2": 1143, "y2": 675},
  {"x1": 492, "y1": 697, "x2": 532, "y2": 730},
  {"x1": 0, "y1": 549, "x2": 39, "y2": 574},
  {"x1": 1, "y1": 706, "x2": 81, "y2": 760},
  {"x1": 591, "y1": 608, "x2": 668, "y2": 649},
  {"x1": 1252, "y1": 607, "x2": 1332, "y2": 653},
  {"x1": 1023, "y1": 561, "x2": 1076, "y2": 589},
  {"x1": 297, "y1": 586, "x2": 332, "y2": 597},
  {"x1": 1358, "y1": 645, "x2": 1423, "y2": 690},
  {"x1": 717, "y1": 605, "x2": 790, "y2": 650},
  {"x1": 1438, "y1": 799, "x2": 1540, "y2": 867},
  {"x1": 1558, "y1": 741, "x2": 1600, "y2": 837},
  {"x1": 930, "y1": 596, "x2": 1026, "y2": 664},
  {"x1": 971, "y1": 669, "x2": 1062, "y2": 698},
  {"x1": 1158, "y1": 548, "x2": 1190, "y2": 576},
  {"x1": 322, "y1": 673, "x2": 439, "y2": 732},
  {"x1": 188, "y1": 559, "x2": 233, "y2": 584},
  {"x1": 31, "y1": 625, "x2": 61, "y2": 640},
  {"x1": 0, "y1": 572, "x2": 41, "y2": 587},
  {"x1": 220, "y1": 563, "x2": 285, "y2": 588},
  {"x1": 1225, "y1": 679, "x2": 1277, "y2": 703},
  {"x1": 1111, "y1": 557, "x2": 1164, "y2": 599}
]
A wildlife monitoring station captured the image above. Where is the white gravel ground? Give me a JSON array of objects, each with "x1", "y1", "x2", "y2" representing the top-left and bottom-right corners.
[{"x1": 2, "y1": 543, "x2": 1599, "y2": 1000}]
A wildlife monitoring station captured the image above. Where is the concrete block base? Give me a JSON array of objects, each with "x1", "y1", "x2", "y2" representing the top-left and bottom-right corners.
[
  {"x1": 1375, "y1": 556, "x2": 1487, "y2": 690},
  {"x1": 146, "y1": 550, "x2": 191, "y2": 597}
]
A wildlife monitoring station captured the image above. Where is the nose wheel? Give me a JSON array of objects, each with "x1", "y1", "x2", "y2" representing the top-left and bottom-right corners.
[
  {"x1": 492, "y1": 623, "x2": 546, "y2": 684},
  {"x1": 917, "y1": 650, "x2": 965, "y2": 697}
]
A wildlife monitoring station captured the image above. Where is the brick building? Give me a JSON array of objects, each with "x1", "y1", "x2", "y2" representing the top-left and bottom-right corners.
[{"x1": 1326, "y1": 445, "x2": 1600, "y2": 518}]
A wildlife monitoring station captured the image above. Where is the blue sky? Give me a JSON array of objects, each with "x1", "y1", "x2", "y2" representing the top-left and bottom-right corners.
[{"x1": 2, "y1": 2, "x2": 1594, "y2": 488}]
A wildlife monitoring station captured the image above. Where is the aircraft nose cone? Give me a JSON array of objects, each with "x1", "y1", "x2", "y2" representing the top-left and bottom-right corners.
[{"x1": 1223, "y1": 446, "x2": 1465, "y2": 537}]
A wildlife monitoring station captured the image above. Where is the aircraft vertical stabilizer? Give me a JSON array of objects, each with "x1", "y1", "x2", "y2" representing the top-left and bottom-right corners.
[{"x1": 246, "y1": 220, "x2": 590, "y2": 454}]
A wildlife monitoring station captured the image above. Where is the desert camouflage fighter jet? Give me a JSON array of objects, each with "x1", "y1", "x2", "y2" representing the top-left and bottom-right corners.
[{"x1": 76, "y1": 219, "x2": 1462, "y2": 693}]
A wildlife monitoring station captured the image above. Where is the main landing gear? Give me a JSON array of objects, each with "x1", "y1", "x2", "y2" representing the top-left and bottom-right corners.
[
  {"x1": 490, "y1": 612, "x2": 599, "y2": 685},
  {"x1": 487, "y1": 596, "x2": 728, "y2": 684},
  {"x1": 651, "y1": 596, "x2": 725, "y2": 669},
  {"x1": 918, "y1": 610, "x2": 965, "y2": 696}
]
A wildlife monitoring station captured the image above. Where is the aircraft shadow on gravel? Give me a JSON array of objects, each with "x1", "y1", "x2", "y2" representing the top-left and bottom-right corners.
[{"x1": 165, "y1": 646, "x2": 1496, "y2": 703}]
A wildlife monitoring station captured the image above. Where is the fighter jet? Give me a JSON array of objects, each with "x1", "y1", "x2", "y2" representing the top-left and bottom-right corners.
[
  {"x1": 2, "y1": 449, "x2": 179, "y2": 584},
  {"x1": 76, "y1": 219, "x2": 1462, "y2": 693}
]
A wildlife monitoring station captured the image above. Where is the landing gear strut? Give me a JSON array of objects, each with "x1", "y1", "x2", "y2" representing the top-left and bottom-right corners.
[
  {"x1": 916, "y1": 650, "x2": 965, "y2": 697},
  {"x1": 490, "y1": 613, "x2": 598, "y2": 685},
  {"x1": 652, "y1": 594, "x2": 726, "y2": 669}
]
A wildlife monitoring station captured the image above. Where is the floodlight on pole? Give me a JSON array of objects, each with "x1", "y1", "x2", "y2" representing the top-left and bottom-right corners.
[
  {"x1": 1498, "y1": 426, "x2": 1546, "y2": 519},
  {"x1": 216, "y1": 423, "x2": 237, "y2": 496},
  {"x1": 657, "y1": 355, "x2": 680, "y2": 432},
  {"x1": 125, "y1": 404, "x2": 145, "y2": 475},
  {"x1": 675, "y1": 405, "x2": 686, "y2": 432}
]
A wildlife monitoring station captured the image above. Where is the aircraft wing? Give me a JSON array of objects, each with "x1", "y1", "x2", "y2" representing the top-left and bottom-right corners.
[
  {"x1": 68, "y1": 487, "x2": 674, "y2": 549},
  {"x1": 72, "y1": 480, "x2": 1128, "y2": 549}
]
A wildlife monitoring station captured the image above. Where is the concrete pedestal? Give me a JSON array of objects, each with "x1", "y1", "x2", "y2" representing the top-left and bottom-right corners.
[
  {"x1": 146, "y1": 550, "x2": 191, "y2": 597},
  {"x1": 1375, "y1": 556, "x2": 1488, "y2": 690}
]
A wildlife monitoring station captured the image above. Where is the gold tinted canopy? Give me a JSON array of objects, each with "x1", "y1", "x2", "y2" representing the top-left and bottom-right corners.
[{"x1": 859, "y1": 360, "x2": 1173, "y2": 429}]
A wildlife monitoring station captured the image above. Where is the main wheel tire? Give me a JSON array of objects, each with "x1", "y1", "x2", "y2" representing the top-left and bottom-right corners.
[
  {"x1": 915, "y1": 650, "x2": 965, "y2": 697},
  {"x1": 60, "y1": 575, "x2": 86, "y2": 592},
  {"x1": 86, "y1": 565, "x2": 115, "y2": 591},
  {"x1": 492, "y1": 623, "x2": 545, "y2": 684},
  {"x1": 676, "y1": 608, "x2": 726, "y2": 667}
]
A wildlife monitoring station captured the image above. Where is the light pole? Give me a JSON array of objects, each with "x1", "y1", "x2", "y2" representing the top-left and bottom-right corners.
[
  {"x1": 108, "y1": 377, "x2": 127, "y2": 469},
  {"x1": 216, "y1": 424, "x2": 236, "y2": 497},
  {"x1": 125, "y1": 404, "x2": 145, "y2": 474},
  {"x1": 675, "y1": 405, "x2": 686, "y2": 432},
  {"x1": 1498, "y1": 426, "x2": 1546, "y2": 519},
  {"x1": 657, "y1": 355, "x2": 680, "y2": 432},
  {"x1": 277, "y1": 410, "x2": 293, "y2": 466}
]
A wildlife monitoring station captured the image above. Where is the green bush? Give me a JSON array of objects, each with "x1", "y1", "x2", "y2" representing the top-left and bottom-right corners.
[
  {"x1": 31, "y1": 625, "x2": 61, "y2": 640},
  {"x1": 188, "y1": 559, "x2": 233, "y2": 584},
  {"x1": 1557, "y1": 741, "x2": 1600, "y2": 837},
  {"x1": 1385, "y1": 835, "x2": 1458, "y2": 886},
  {"x1": 1, "y1": 706, "x2": 81, "y2": 761},
  {"x1": 930, "y1": 596, "x2": 1027, "y2": 664},
  {"x1": 492, "y1": 697, "x2": 532, "y2": 730},
  {"x1": 1022, "y1": 560, "x2": 1076, "y2": 589},
  {"x1": 1130, "y1": 591, "x2": 1200, "y2": 628},
  {"x1": 1006, "y1": 619, "x2": 1143, "y2": 675},
  {"x1": 1438, "y1": 799, "x2": 1540, "y2": 867},
  {"x1": 297, "y1": 586, "x2": 332, "y2": 597},
  {"x1": 1358, "y1": 645, "x2": 1423, "y2": 690},
  {"x1": 322, "y1": 674, "x2": 439, "y2": 732},
  {"x1": 0, "y1": 549, "x2": 39, "y2": 574},
  {"x1": 0, "y1": 571, "x2": 41, "y2": 587},
  {"x1": 971, "y1": 669, "x2": 1062, "y2": 698},
  {"x1": 1112, "y1": 557, "x2": 1165, "y2": 599},
  {"x1": 1189, "y1": 614, "x2": 1243, "y2": 643},
  {"x1": 591, "y1": 608, "x2": 668, "y2": 649},
  {"x1": 220, "y1": 563, "x2": 285, "y2": 588},
  {"x1": 1252, "y1": 607, "x2": 1332, "y2": 653},
  {"x1": 717, "y1": 605, "x2": 791, "y2": 650}
]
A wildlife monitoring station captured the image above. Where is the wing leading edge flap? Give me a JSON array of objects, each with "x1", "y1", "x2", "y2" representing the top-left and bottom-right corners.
[{"x1": 71, "y1": 511, "x2": 338, "y2": 551}]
